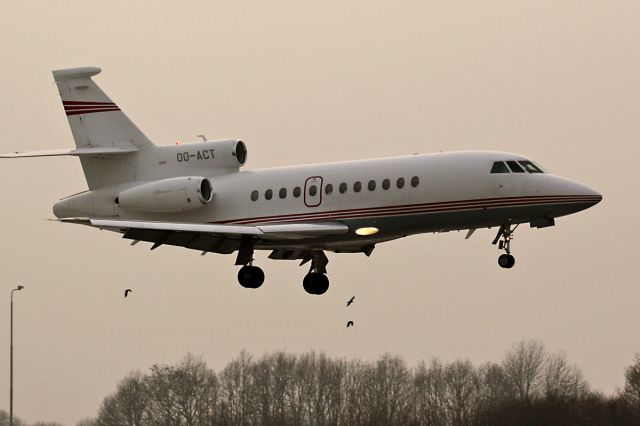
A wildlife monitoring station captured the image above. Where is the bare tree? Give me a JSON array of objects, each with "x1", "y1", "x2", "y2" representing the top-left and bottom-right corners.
[
  {"x1": 367, "y1": 354, "x2": 412, "y2": 425},
  {"x1": 97, "y1": 371, "x2": 148, "y2": 426},
  {"x1": 340, "y1": 360, "x2": 369, "y2": 426},
  {"x1": 145, "y1": 364, "x2": 180, "y2": 425},
  {"x1": 502, "y1": 340, "x2": 546, "y2": 401},
  {"x1": 316, "y1": 353, "x2": 345, "y2": 426},
  {"x1": 270, "y1": 352, "x2": 296, "y2": 425},
  {"x1": 250, "y1": 354, "x2": 274, "y2": 426},
  {"x1": 290, "y1": 351, "x2": 315, "y2": 426},
  {"x1": 478, "y1": 362, "x2": 511, "y2": 404},
  {"x1": 442, "y1": 360, "x2": 481, "y2": 426},
  {"x1": 543, "y1": 352, "x2": 588, "y2": 399},
  {"x1": 413, "y1": 359, "x2": 447, "y2": 426},
  {"x1": 623, "y1": 352, "x2": 640, "y2": 406},
  {"x1": 475, "y1": 363, "x2": 511, "y2": 426},
  {"x1": 219, "y1": 350, "x2": 255, "y2": 426},
  {"x1": 171, "y1": 354, "x2": 219, "y2": 425}
]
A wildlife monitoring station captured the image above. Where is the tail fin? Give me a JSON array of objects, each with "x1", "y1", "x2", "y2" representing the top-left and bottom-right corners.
[{"x1": 53, "y1": 67, "x2": 156, "y2": 189}]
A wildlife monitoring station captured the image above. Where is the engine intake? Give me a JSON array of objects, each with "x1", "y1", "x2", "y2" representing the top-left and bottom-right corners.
[{"x1": 117, "y1": 176, "x2": 213, "y2": 213}]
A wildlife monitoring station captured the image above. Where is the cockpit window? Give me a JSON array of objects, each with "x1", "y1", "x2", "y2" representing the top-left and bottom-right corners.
[
  {"x1": 506, "y1": 161, "x2": 525, "y2": 173},
  {"x1": 491, "y1": 161, "x2": 509, "y2": 173},
  {"x1": 518, "y1": 160, "x2": 544, "y2": 173}
]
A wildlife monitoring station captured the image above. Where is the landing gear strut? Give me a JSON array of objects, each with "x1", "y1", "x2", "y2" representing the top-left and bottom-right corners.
[
  {"x1": 301, "y1": 251, "x2": 330, "y2": 295},
  {"x1": 493, "y1": 224, "x2": 517, "y2": 269},
  {"x1": 235, "y1": 238, "x2": 265, "y2": 289}
]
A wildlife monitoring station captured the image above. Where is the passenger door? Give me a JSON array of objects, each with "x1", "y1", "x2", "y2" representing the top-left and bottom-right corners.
[{"x1": 304, "y1": 176, "x2": 323, "y2": 207}]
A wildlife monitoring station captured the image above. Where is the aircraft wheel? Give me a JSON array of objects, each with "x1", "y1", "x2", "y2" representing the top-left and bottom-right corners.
[
  {"x1": 237, "y1": 266, "x2": 265, "y2": 289},
  {"x1": 498, "y1": 254, "x2": 515, "y2": 269},
  {"x1": 303, "y1": 272, "x2": 329, "y2": 295}
]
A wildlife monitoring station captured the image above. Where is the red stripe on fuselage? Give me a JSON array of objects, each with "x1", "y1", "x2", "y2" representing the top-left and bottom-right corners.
[{"x1": 219, "y1": 195, "x2": 599, "y2": 225}]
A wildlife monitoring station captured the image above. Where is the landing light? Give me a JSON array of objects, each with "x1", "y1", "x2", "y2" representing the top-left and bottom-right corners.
[{"x1": 356, "y1": 227, "x2": 379, "y2": 236}]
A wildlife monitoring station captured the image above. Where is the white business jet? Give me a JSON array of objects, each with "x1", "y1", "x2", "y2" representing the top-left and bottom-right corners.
[{"x1": 1, "y1": 67, "x2": 602, "y2": 295}]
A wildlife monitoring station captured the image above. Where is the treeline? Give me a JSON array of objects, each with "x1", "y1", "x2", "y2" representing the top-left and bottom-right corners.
[
  {"x1": 89, "y1": 340, "x2": 640, "y2": 426},
  {"x1": 0, "y1": 412, "x2": 95, "y2": 426}
]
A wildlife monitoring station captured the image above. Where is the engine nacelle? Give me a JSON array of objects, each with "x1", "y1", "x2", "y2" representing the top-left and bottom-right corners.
[
  {"x1": 165, "y1": 139, "x2": 247, "y2": 175},
  {"x1": 117, "y1": 176, "x2": 213, "y2": 213}
]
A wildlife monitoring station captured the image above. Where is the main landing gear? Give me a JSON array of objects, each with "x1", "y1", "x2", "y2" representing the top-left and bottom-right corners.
[
  {"x1": 493, "y1": 224, "x2": 518, "y2": 269},
  {"x1": 234, "y1": 239, "x2": 331, "y2": 295},
  {"x1": 301, "y1": 251, "x2": 330, "y2": 295},
  {"x1": 235, "y1": 238, "x2": 265, "y2": 289},
  {"x1": 237, "y1": 265, "x2": 265, "y2": 289}
]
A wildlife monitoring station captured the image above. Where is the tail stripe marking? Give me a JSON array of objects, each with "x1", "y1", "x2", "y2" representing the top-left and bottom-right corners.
[
  {"x1": 65, "y1": 107, "x2": 121, "y2": 116},
  {"x1": 62, "y1": 101, "x2": 120, "y2": 116},
  {"x1": 62, "y1": 101, "x2": 117, "y2": 106}
]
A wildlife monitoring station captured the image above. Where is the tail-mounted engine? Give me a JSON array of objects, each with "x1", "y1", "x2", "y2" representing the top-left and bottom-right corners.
[
  {"x1": 117, "y1": 176, "x2": 213, "y2": 213},
  {"x1": 163, "y1": 139, "x2": 247, "y2": 175}
]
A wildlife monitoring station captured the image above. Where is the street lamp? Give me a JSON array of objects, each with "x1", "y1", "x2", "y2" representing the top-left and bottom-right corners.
[{"x1": 10, "y1": 285, "x2": 24, "y2": 426}]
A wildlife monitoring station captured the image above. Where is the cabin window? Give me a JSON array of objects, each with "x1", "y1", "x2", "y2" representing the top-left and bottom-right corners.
[
  {"x1": 507, "y1": 161, "x2": 525, "y2": 173},
  {"x1": 279, "y1": 188, "x2": 287, "y2": 199},
  {"x1": 490, "y1": 161, "x2": 509, "y2": 173},
  {"x1": 353, "y1": 181, "x2": 362, "y2": 192},
  {"x1": 250, "y1": 190, "x2": 259, "y2": 201},
  {"x1": 396, "y1": 177, "x2": 405, "y2": 189},
  {"x1": 339, "y1": 183, "x2": 347, "y2": 194},
  {"x1": 411, "y1": 176, "x2": 419, "y2": 187},
  {"x1": 309, "y1": 185, "x2": 318, "y2": 196},
  {"x1": 382, "y1": 179, "x2": 390, "y2": 190},
  {"x1": 265, "y1": 189, "x2": 273, "y2": 200},
  {"x1": 368, "y1": 180, "x2": 376, "y2": 191},
  {"x1": 325, "y1": 183, "x2": 333, "y2": 195},
  {"x1": 293, "y1": 186, "x2": 301, "y2": 198},
  {"x1": 518, "y1": 161, "x2": 544, "y2": 173}
]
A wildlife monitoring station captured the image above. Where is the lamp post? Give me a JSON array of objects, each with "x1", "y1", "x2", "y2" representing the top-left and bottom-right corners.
[{"x1": 10, "y1": 285, "x2": 24, "y2": 426}]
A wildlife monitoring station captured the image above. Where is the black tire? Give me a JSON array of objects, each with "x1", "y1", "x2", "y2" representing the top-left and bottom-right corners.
[
  {"x1": 238, "y1": 266, "x2": 265, "y2": 289},
  {"x1": 303, "y1": 273, "x2": 330, "y2": 295},
  {"x1": 498, "y1": 254, "x2": 515, "y2": 269},
  {"x1": 250, "y1": 266, "x2": 265, "y2": 288},
  {"x1": 303, "y1": 273, "x2": 316, "y2": 294}
]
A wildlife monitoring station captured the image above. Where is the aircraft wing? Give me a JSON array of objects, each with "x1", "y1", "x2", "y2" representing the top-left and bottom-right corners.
[
  {"x1": 0, "y1": 147, "x2": 138, "y2": 158},
  {"x1": 60, "y1": 218, "x2": 349, "y2": 254}
]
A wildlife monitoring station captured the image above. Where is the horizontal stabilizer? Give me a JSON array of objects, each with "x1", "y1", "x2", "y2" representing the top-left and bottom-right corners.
[
  {"x1": 60, "y1": 218, "x2": 349, "y2": 240},
  {"x1": 0, "y1": 146, "x2": 138, "y2": 158}
]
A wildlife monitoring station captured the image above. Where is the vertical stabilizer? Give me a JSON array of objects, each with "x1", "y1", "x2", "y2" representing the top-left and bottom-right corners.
[{"x1": 52, "y1": 67, "x2": 156, "y2": 189}]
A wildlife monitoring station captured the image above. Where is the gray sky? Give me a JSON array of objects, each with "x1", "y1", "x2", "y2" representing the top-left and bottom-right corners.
[{"x1": 0, "y1": 1, "x2": 637, "y2": 424}]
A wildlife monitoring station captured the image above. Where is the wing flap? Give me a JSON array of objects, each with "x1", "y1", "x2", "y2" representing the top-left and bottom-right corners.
[{"x1": 61, "y1": 218, "x2": 349, "y2": 239}]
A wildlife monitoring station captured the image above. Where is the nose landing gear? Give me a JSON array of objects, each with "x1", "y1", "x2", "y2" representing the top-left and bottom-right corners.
[{"x1": 493, "y1": 224, "x2": 517, "y2": 269}]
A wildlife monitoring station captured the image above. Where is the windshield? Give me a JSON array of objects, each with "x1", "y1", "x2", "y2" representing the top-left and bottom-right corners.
[{"x1": 490, "y1": 160, "x2": 546, "y2": 174}]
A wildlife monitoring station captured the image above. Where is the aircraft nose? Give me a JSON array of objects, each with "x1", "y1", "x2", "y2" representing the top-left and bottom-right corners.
[
  {"x1": 569, "y1": 180, "x2": 602, "y2": 205},
  {"x1": 549, "y1": 176, "x2": 602, "y2": 210}
]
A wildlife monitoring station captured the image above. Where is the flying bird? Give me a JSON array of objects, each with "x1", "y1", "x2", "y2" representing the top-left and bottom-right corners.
[
  {"x1": 346, "y1": 296, "x2": 355, "y2": 307},
  {"x1": 347, "y1": 321, "x2": 354, "y2": 328},
  {"x1": 124, "y1": 289, "x2": 132, "y2": 298}
]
